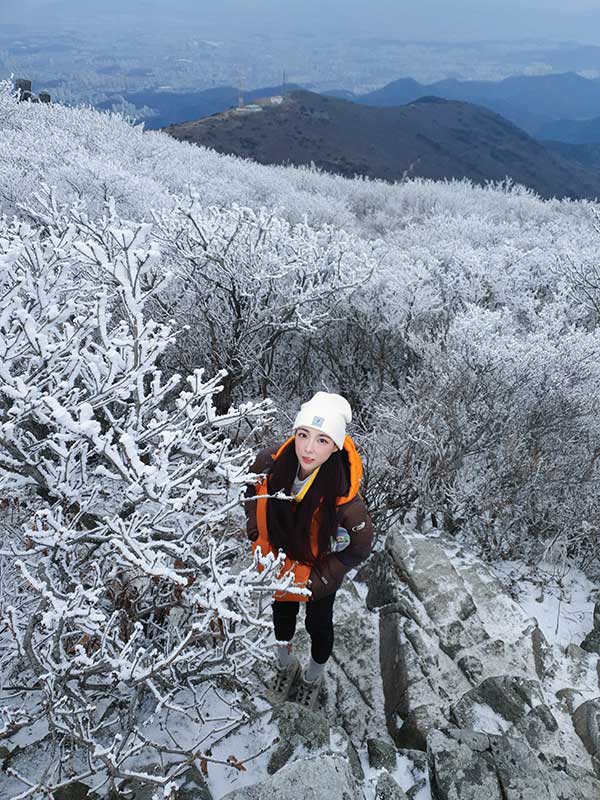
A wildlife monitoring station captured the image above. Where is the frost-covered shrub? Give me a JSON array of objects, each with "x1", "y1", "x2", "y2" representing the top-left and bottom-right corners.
[
  {"x1": 0, "y1": 199, "x2": 293, "y2": 797},
  {"x1": 366, "y1": 301, "x2": 600, "y2": 565},
  {"x1": 149, "y1": 199, "x2": 378, "y2": 410}
]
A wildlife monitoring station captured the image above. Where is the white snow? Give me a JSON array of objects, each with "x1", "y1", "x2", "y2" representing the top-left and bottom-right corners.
[
  {"x1": 469, "y1": 702, "x2": 512, "y2": 735},
  {"x1": 492, "y1": 559, "x2": 597, "y2": 649}
]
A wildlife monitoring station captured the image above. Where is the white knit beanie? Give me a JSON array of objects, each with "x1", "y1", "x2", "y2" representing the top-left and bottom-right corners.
[{"x1": 293, "y1": 391, "x2": 352, "y2": 450}]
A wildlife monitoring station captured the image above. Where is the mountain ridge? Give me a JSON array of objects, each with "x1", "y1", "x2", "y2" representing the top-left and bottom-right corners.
[
  {"x1": 164, "y1": 89, "x2": 600, "y2": 201},
  {"x1": 99, "y1": 82, "x2": 302, "y2": 130},
  {"x1": 103, "y1": 71, "x2": 600, "y2": 142},
  {"x1": 349, "y1": 71, "x2": 600, "y2": 138}
]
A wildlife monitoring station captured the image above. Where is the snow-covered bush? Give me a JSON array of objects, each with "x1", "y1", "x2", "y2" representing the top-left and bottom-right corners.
[
  {"x1": 364, "y1": 299, "x2": 600, "y2": 565},
  {"x1": 149, "y1": 199, "x2": 377, "y2": 410},
  {"x1": 0, "y1": 196, "x2": 292, "y2": 797}
]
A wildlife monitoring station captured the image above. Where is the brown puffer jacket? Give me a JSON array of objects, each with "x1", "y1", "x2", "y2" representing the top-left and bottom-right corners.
[{"x1": 245, "y1": 435, "x2": 373, "y2": 602}]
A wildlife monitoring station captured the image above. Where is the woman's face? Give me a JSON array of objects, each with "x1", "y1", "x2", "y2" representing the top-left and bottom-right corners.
[{"x1": 294, "y1": 426, "x2": 338, "y2": 477}]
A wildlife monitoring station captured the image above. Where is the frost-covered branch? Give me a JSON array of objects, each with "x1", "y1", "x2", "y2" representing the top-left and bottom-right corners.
[{"x1": 0, "y1": 197, "x2": 287, "y2": 797}]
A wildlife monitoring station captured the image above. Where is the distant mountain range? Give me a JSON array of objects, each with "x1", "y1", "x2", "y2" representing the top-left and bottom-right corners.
[
  {"x1": 109, "y1": 71, "x2": 600, "y2": 146},
  {"x1": 164, "y1": 89, "x2": 600, "y2": 201},
  {"x1": 327, "y1": 72, "x2": 600, "y2": 141}
]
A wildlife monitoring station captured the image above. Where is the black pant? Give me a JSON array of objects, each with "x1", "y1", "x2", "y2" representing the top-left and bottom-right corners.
[{"x1": 272, "y1": 592, "x2": 336, "y2": 664}]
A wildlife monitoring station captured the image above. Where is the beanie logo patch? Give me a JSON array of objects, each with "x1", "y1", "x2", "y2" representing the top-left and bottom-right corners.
[{"x1": 311, "y1": 415, "x2": 325, "y2": 428}]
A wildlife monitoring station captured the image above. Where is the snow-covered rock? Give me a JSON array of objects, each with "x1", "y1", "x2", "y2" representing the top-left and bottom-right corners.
[
  {"x1": 428, "y1": 727, "x2": 599, "y2": 800},
  {"x1": 268, "y1": 702, "x2": 329, "y2": 774},
  {"x1": 572, "y1": 698, "x2": 600, "y2": 777},
  {"x1": 581, "y1": 600, "x2": 600, "y2": 656},
  {"x1": 220, "y1": 754, "x2": 361, "y2": 800},
  {"x1": 374, "y1": 771, "x2": 408, "y2": 800},
  {"x1": 368, "y1": 528, "x2": 600, "y2": 798}
]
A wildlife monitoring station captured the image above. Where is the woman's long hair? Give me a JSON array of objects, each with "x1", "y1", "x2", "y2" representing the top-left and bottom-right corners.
[{"x1": 266, "y1": 438, "x2": 348, "y2": 564}]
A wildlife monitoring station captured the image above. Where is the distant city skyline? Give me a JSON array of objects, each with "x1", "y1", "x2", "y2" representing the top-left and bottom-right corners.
[{"x1": 2, "y1": 0, "x2": 600, "y2": 44}]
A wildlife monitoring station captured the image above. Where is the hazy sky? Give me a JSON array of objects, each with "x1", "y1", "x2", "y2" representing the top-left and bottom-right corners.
[{"x1": 2, "y1": 0, "x2": 600, "y2": 43}]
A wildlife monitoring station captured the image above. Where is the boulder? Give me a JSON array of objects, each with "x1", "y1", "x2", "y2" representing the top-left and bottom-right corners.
[
  {"x1": 220, "y1": 754, "x2": 360, "y2": 800},
  {"x1": 177, "y1": 766, "x2": 214, "y2": 799},
  {"x1": 219, "y1": 785, "x2": 262, "y2": 800},
  {"x1": 454, "y1": 560, "x2": 530, "y2": 631},
  {"x1": 572, "y1": 698, "x2": 600, "y2": 776},
  {"x1": 514, "y1": 703, "x2": 559, "y2": 751},
  {"x1": 488, "y1": 734, "x2": 557, "y2": 799},
  {"x1": 459, "y1": 631, "x2": 537, "y2": 684},
  {"x1": 397, "y1": 705, "x2": 449, "y2": 751},
  {"x1": 428, "y1": 727, "x2": 599, "y2": 800},
  {"x1": 555, "y1": 687, "x2": 586, "y2": 714},
  {"x1": 346, "y1": 738, "x2": 365, "y2": 782},
  {"x1": 427, "y1": 729, "x2": 503, "y2": 800},
  {"x1": 379, "y1": 603, "x2": 469, "y2": 748},
  {"x1": 396, "y1": 747, "x2": 428, "y2": 774},
  {"x1": 398, "y1": 748, "x2": 428, "y2": 799},
  {"x1": 446, "y1": 728, "x2": 491, "y2": 751},
  {"x1": 374, "y1": 771, "x2": 408, "y2": 800},
  {"x1": 538, "y1": 753, "x2": 600, "y2": 800},
  {"x1": 383, "y1": 532, "x2": 489, "y2": 658},
  {"x1": 268, "y1": 701, "x2": 329, "y2": 774},
  {"x1": 565, "y1": 643, "x2": 599, "y2": 690},
  {"x1": 581, "y1": 600, "x2": 600, "y2": 656},
  {"x1": 457, "y1": 655, "x2": 484, "y2": 684},
  {"x1": 405, "y1": 781, "x2": 426, "y2": 799},
  {"x1": 367, "y1": 738, "x2": 397, "y2": 770},
  {"x1": 366, "y1": 559, "x2": 424, "y2": 624},
  {"x1": 369, "y1": 530, "x2": 600, "y2": 798},
  {"x1": 451, "y1": 675, "x2": 545, "y2": 732}
]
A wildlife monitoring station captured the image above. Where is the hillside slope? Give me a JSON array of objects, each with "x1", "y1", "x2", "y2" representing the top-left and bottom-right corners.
[
  {"x1": 98, "y1": 83, "x2": 301, "y2": 129},
  {"x1": 544, "y1": 140, "x2": 600, "y2": 174},
  {"x1": 164, "y1": 89, "x2": 600, "y2": 200}
]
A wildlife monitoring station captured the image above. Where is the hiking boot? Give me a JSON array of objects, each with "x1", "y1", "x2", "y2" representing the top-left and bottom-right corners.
[
  {"x1": 294, "y1": 673, "x2": 324, "y2": 711},
  {"x1": 268, "y1": 656, "x2": 301, "y2": 703}
]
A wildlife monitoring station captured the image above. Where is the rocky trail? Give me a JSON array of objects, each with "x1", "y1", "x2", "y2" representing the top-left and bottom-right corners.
[
  {"x1": 2, "y1": 528, "x2": 598, "y2": 800},
  {"x1": 223, "y1": 528, "x2": 600, "y2": 800}
]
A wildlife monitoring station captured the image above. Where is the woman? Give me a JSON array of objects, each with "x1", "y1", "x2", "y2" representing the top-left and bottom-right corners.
[{"x1": 245, "y1": 391, "x2": 373, "y2": 709}]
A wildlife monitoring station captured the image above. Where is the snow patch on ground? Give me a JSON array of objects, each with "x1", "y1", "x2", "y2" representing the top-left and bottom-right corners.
[
  {"x1": 469, "y1": 701, "x2": 512, "y2": 734},
  {"x1": 492, "y1": 559, "x2": 597, "y2": 649},
  {"x1": 358, "y1": 747, "x2": 431, "y2": 800}
]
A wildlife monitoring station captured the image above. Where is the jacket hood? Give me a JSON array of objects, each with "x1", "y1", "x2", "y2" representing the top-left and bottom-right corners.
[{"x1": 272, "y1": 434, "x2": 363, "y2": 505}]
